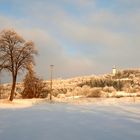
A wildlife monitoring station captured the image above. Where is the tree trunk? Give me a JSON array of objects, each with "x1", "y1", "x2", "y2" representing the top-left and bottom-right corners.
[{"x1": 9, "y1": 75, "x2": 17, "y2": 101}]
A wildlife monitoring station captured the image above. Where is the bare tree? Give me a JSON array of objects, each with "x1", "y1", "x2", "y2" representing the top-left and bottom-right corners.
[{"x1": 0, "y1": 29, "x2": 37, "y2": 101}]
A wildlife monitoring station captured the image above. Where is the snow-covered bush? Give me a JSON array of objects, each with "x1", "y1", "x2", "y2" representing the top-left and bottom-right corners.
[
  {"x1": 87, "y1": 88, "x2": 103, "y2": 98},
  {"x1": 0, "y1": 84, "x2": 10, "y2": 99},
  {"x1": 103, "y1": 86, "x2": 116, "y2": 93},
  {"x1": 52, "y1": 88, "x2": 68, "y2": 97},
  {"x1": 78, "y1": 78, "x2": 124, "y2": 91},
  {"x1": 73, "y1": 85, "x2": 93, "y2": 96},
  {"x1": 57, "y1": 94, "x2": 66, "y2": 98},
  {"x1": 0, "y1": 84, "x2": 3, "y2": 99}
]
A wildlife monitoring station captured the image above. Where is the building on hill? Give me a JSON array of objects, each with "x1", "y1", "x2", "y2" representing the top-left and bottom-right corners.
[{"x1": 112, "y1": 66, "x2": 117, "y2": 76}]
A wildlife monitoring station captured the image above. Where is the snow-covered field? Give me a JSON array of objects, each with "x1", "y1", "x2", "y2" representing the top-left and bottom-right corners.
[{"x1": 0, "y1": 99, "x2": 140, "y2": 140}]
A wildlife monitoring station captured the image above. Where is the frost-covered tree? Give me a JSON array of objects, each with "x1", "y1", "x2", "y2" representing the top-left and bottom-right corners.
[
  {"x1": 0, "y1": 29, "x2": 37, "y2": 101},
  {"x1": 22, "y1": 64, "x2": 45, "y2": 98}
]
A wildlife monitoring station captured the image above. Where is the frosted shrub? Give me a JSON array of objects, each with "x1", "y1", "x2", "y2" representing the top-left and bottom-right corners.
[
  {"x1": 52, "y1": 89, "x2": 59, "y2": 97},
  {"x1": 81, "y1": 85, "x2": 91, "y2": 96},
  {"x1": 0, "y1": 84, "x2": 3, "y2": 99},
  {"x1": 72, "y1": 87, "x2": 82, "y2": 96},
  {"x1": 57, "y1": 94, "x2": 66, "y2": 98},
  {"x1": 53, "y1": 88, "x2": 67, "y2": 97},
  {"x1": 103, "y1": 86, "x2": 116, "y2": 93},
  {"x1": 0, "y1": 85, "x2": 10, "y2": 99},
  {"x1": 68, "y1": 85, "x2": 91, "y2": 97},
  {"x1": 22, "y1": 67, "x2": 45, "y2": 98},
  {"x1": 78, "y1": 78, "x2": 124, "y2": 91},
  {"x1": 87, "y1": 88, "x2": 103, "y2": 98},
  {"x1": 65, "y1": 91, "x2": 73, "y2": 97},
  {"x1": 129, "y1": 87, "x2": 138, "y2": 93},
  {"x1": 123, "y1": 83, "x2": 131, "y2": 93},
  {"x1": 122, "y1": 83, "x2": 139, "y2": 93}
]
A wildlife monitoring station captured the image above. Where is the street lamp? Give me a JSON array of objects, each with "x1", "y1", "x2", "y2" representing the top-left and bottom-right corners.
[{"x1": 50, "y1": 65, "x2": 54, "y2": 101}]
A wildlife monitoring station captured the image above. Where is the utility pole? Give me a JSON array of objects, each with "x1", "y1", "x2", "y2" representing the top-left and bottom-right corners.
[
  {"x1": 0, "y1": 72, "x2": 2, "y2": 99},
  {"x1": 50, "y1": 65, "x2": 54, "y2": 101}
]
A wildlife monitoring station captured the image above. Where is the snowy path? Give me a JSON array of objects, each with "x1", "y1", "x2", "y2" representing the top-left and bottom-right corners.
[{"x1": 0, "y1": 103, "x2": 140, "y2": 140}]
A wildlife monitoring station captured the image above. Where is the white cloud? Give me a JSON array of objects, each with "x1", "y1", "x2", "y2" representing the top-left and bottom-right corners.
[
  {"x1": 48, "y1": 11, "x2": 134, "y2": 48},
  {"x1": 0, "y1": 0, "x2": 140, "y2": 82},
  {"x1": 0, "y1": 15, "x2": 97, "y2": 80}
]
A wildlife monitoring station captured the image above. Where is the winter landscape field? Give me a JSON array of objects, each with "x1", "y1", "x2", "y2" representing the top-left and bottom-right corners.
[
  {"x1": 0, "y1": 0, "x2": 140, "y2": 140},
  {"x1": 0, "y1": 98, "x2": 140, "y2": 140}
]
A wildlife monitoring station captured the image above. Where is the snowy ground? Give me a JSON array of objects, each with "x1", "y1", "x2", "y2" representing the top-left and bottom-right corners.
[
  {"x1": 0, "y1": 98, "x2": 140, "y2": 140},
  {"x1": 0, "y1": 99, "x2": 44, "y2": 109}
]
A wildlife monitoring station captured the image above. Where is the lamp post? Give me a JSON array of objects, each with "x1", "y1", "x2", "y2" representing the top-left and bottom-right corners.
[{"x1": 50, "y1": 65, "x2": 54, "y2": 101}]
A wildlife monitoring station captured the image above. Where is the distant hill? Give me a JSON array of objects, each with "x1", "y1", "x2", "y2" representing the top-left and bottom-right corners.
[{"x1": 0, "y1": 69, "x2": 140, "y2": 99}]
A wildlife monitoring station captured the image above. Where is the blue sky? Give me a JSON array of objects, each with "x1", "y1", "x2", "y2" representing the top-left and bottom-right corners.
[{"x1": 0, "y1": 0, "x2": 140, "y2": 82}]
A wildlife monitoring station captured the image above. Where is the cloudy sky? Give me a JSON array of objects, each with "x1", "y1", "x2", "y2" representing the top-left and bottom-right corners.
[{"x1": 0, "y1": 0, "x2": 140, "y2": 82}]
